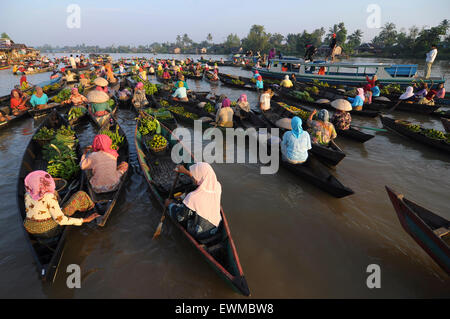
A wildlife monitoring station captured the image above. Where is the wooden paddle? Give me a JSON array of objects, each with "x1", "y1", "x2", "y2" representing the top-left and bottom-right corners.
[
  {"x1": 152, "y1": 171, "x2": 180, "y2": 239},
  {"x1": 385, "y1": 100, "x2": 401, "y2": 114},
  {"x1": 330, "y1": 139, "x2": 343, "y2": 153}
]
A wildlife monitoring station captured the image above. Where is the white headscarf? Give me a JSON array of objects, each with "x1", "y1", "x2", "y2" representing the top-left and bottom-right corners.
[
  {"x1": 399, "y1": 86, "x2": 414, "y2": 100},
  {"x1": 284, "y1": 75, "x2": 289, "y2": 80},
  {"x1": 183, "y1": 162, "x2": 222, "y2": 227}
]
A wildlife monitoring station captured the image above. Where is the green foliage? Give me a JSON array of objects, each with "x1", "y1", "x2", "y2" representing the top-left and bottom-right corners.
[
  {"x1": 99, "y1": 125, "x2": 124, "y2": 150},
  {"x1": 68, "y1": 107, "x2": 86, "y2": 120},
  {"x1": 53, "y1": 88, "x2": 71, "y2": 103},
  {"x1": 138, "y1": 116, "x2": 159, "y2": 136},
  {"x1": 204, "y1": 103, "x2": 215, "y2": 114},
  {"x1": 167, "y1": 106, "x2": 199, "y2": 120},
  {"x1": 33, "y1": 127, "x2": 55, "y2": 140}
]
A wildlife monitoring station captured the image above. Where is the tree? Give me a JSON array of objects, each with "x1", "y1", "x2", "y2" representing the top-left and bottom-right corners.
[
  {"x1": 242, "y1": 25, "x2": 271, "y2": 53},
  {"x1": 269, "y1": 33, "x2": 285, "y2": 52},
  {"x1": 207, "y1": 33, "x2": 213, "y2": 43},
  {"x1": 372, "y1": 23, "x2": 398, "y2": 48},
  {"x1": 326, "y1": 22, "x2": 347, "y2": 45},
  {"x1": 224, "y1": 34, "x2": 241, "y2": 52},
  {"x1": 347, "y1": 29, "x2": 363, "y2": 49},
  {"x1": 182, "y1": 34, "x2": 193, "y2": 48}
]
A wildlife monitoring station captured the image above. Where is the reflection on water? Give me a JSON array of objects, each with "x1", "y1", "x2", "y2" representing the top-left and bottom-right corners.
[{"x1": 0, "y1": 55, "x2": 449, "y2": 298}]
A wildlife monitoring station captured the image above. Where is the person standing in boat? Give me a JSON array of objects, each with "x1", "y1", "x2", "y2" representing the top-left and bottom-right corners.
[
  {"x1": 23, "y1": 170, "x2": 99, "y2": 238},
  {"x1": 255, "y1": 76, "x2": 264, "y2": 92},
  {"x1": 281, "y1": 116, "x2": 312, "y2": 164},
  {"x1": 307, "y1": 109, "x2": 337, "y2": 145},
  {"x1": 364, "y1": 75, "x2": 377, "y2": 104},
  {"x1": 425, "y1": 44, "x2": 438, "y2": 79},
  {"x1": 80, "y1": 135, "x2": 129, "y2": 194},
  {"x1": 166, "y1": 162, "x2": 223, "y2": 240},
  {"x1": 304, "y1": 44, "x2": 317, "y2": 62},
  {"x1": 347, "y1": 88, "x2": 365, "y2": 111},
  {"x1": 69, "y1": 54, "x2": 76, "y2": 69},
  {"x1": 330, "y1": 99, "x2": 352, "y2": 131},
  {"x1": 20, "y1": 74, "x2": 29, "y2": 90},
  {"x1": 215, "y1": 98, "x2": 234, "y2": 128},
  {"x1": 326, "y1": 33, "x2": 337, "y2": 62},
  {"x1": 132, "y1": 82, "x2": 149, "y2": 108}
]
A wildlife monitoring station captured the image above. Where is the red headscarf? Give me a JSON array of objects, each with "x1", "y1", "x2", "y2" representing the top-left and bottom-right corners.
[
  {"x1": 20, "y1": 75, "x2": 27, "y2": 86},
  {"x1": 92, "y1": 134, "x2": 119, "y2": 158}
]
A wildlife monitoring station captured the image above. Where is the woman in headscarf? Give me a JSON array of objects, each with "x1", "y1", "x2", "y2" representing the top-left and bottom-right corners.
[
  {"x1": 172, "y1": 81, "x2": 188, "y2": 102},
  {"x1": 331, "y1": 99, "x2": 352, "y2": 130},
  {"x1": 398, "y1": 86, "x2": 415, "y2": 102},
  {"x1": 414, "y1": 83, "x2": 428, "y2": 99},
  {"x1": 166, "y1": 163, "x2": 223, "y2": 240},
  {"x1": 22, "y1": 170, "x2": 99, "y2": 238},
  {"x1": 30, "y1": 87, "x2": 49, "y2": 109},
  {"x1": 215, "y1": 98, "x2": 234, "y2": 128},
  {"x1": 236, "y1": 94, "x2": 251, "y2": 119},
  {"x1": 281, "y1": 116, "x2": 312, "y2": 164},
  {"x1": 80, "y1": 135, "x2": 129, "y2": 194},
  {"x1": 255, "y1": 75, "x2": 264, "y2": 91},
  {"x1": 138, "y1": 68, "x2": 147, "y2": 81},
  {"x1": 10, "y1": 89, "x2": 29, "y2": 115},
  {"x1": 418, "y1": 90, "x2": 437, "y2": 106},
  {"x1": 435, "y1": 83, "x2": 445, "y2": 101},
  {"x1": 20, "y1": 74, "x2": 29, "y2": 90},
  {"x1": 364, "y1": 75, "x2": 378, "y2": 104},
  {"x1": 162, "y1": 68, "x2": 171, "y2": 80},
  {"x1": 280, "y1": 75, "x2": 293, "y2": 88},
  {"x1": 63, "y1": 87, "x2": 88, "y2": 106},
  {"x1": 174, "y1": 74, "x2": 189, "y2": 91},
  {"x1": 347, "y1": 88, "x2": 365, "y2": 111},
  {"x1": 132, "y1": 82, "x2": 149, "y2": 108},
  {"x1": 307, "y1": 109, "x2": 337, "y2": 145}
]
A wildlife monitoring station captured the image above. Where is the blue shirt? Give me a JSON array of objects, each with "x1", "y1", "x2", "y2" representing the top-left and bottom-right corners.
[
  {"x1": 172, "y1": 87, "x2": 187, "y2": 99},
  {"x1": 371, "y1": 86, "x2": 380, "y2": 97},
  {"x1": 281, "y1": 131, "x2": 312, "y2": 163},
  {"x1": 30, "y1": 93, "x2": 49, "y2": 107},
  {"x1": 256, "y1": 80, "x2": 264, "y2": 89},
  {"x1": 348, "y1": 96, "x2": 364, "y2": 107}
]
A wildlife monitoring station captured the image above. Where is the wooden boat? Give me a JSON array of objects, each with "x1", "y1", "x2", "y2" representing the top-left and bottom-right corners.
[
  {"x1": 271, "y1": 98, "x2": 375, "y2": 143},
  {"x1": 129, "y1": 96, "x2": 178, "y2": 132},
  {"x1": 28, "y1": 102, "x2": 67, "y2": 119},
  {"x1": 277, "y1": 87, "x2": 380, "y2": 118},
  {"x1": 0, "y1": 65, "x2": 10, "y2": 70},
  {"x1": 84, "y1": 117, "x2": 130, "y2": 227},
  {"x1": 385, "y1": 187, "x2": 449, "y2": 275},
  {"x1": 24, "y1": 66, "x2": 57, "y2": 75},
  {"x1": 204, "y1": 71, "x2": 220, "y2": 84},
  {"x1": 441, "y1": 118, "x2": 450, "y2": 133},
  {"x1": 183, "y1": 71, "x2": 203, "y2": 80},
  {"x1": 134, "y1": 114, "x2": 250, "y2": 295},
  {"x1": 17, "y1": 111, "x2": 83, "y2": 282},
  {"x1": 219, "y1": 75, "x2": 257, "y2": 91},
  {"x1": 433, "y1": 109, "x2": 450, "y2": 119},
  {"x1": 267, "y1": 140, "x2": 354, "y2": 198},
  {"x1": 380, "y1": 115, "x2": 450, "y2": 154},
  {"x1": 0, "y1": 110, "x2": 29, "y2": 130}
]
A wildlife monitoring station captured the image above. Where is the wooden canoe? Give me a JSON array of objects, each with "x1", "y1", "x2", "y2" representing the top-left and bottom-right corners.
[
  {"x1": 380, "y1": 115, "x2": 450, "y2": 155},
  {"x1": 134, "y1": 114, "x2": 250, "y2": 296},
  {"x1": 385, "y1": 187, "x2": 449, "y2": 275},
  {"x1": 204, "y1": 71, "x2": 220, "y2": 84},
  {"x1": 84, "y1": 117, "x2": 130, "y2": 227},
  {"x1": 17, "y1": 111, "x2": 83, "y2": 282},
  {"x1": 87, "y1": 100, "x2": 118, "y2": 129}
]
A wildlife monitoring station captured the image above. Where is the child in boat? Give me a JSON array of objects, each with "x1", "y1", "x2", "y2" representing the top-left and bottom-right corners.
[
  {"x1": 166, "y1": 163, "x2": 222, "y2": 240},
  {"x1": 23, "y1": 170, "x2": 99, "y2": 238},
  {"x1": 80, "y1": 135, "x2": 128, "y2": 194}
]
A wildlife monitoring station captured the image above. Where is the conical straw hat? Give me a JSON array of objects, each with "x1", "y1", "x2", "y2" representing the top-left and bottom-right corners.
[
  {"x1": 94, "y1": 77, "x2": 108, "y2": 87},
  {"x1": 87, "y1": 90, "x2": 109, "y2": 103},
  {"x1": 331, "y1": 99, "x2": 352, "y2": 111}
]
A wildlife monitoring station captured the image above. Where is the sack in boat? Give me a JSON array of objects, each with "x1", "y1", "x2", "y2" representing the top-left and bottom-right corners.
[
  {"x1": 375, "y1": 96, "x2": 391, "y2": 102},
  {"x1": 275, "y1": 118, "x2": 292, "y2": 130},
  {"x1": 87, "y1": 90, "x2": 109, "y2": 103},
  {"x1": 315, "y1": 99, "x2": 330, "y2": 104}
]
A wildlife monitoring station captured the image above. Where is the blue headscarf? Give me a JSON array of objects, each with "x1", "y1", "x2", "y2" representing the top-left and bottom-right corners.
[
  {"x1": 318, "y1": 109, "x2": 329, "y2": 123},
  {"x1": 291, "y1": 116, "x2": 303, "y2": 138}
]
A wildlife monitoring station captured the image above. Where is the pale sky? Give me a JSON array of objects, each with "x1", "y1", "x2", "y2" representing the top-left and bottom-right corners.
[{"x1": 0, "y1": 0, "x2": 449, "y2": 47}]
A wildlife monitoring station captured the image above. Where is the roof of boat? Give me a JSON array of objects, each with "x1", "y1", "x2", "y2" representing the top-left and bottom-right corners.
[{"x1": 271, "y1": 58, "x2": 401, "y2": 68}]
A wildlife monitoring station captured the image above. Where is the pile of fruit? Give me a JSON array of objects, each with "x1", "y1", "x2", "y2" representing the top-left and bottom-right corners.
[
  {"x1": 231, "y1": 79, "x2": 245, "y2": 86},
  {"x1": 52, "y1": 88, "x2": 71, "y2": 103},
  {"x1": 292, "y1": 91, "x2": 314, "y2": 102},
  {"x1": 144, "y1": 82, "x2": 158, "y2": 96},
  {"x1": 312, "y1": 79, "x2": 330, "y2": 88},
  {"x1": 68, "y1": 107, "x2": 86, "y2": 121},
  {"x1": 138, "y1": 116, "x2": 159, "y2": 136},
  {"x1": 277, "y1": 102, "x2": 311, "y2": 120},
  {"x1": 160, "y1": 100, "x2": 170, "y2": 107},
  {"x1": 167, "y1": 106, "x2": 199, "y2": 120},
  {"x1": 107, "y1": 99, "x2": 115, "y2": 108},
  {"x1": 146, "y1": 134, "x2": 168, "y2": 151},
  {"x1": 42, "y1": 126, "x2": 79, "y2": 180},
  {"x1": 99, "y1": 125, "x2": 124, "y2": 150},
  {"x1": 145, "y1": 108, "x2": 174, "y2": 120},
  {"x1": 204, "y1": 103, "x2": 215, "y2": 114},
  {"x1": 380, "y1": 84, "x2": 402, "y2": 96},
  {"x1": 399, "y1": 121, "x2": 450, "y2": 143},
  {"x1": 43, "y1": 83, "x2": 61, "y2": 93},
  {"x1": 33, "y1": 126, "x2": 55, "y2": 141},
  {"x1": 305, "y1": 86, "x2": 320, "y2": 95}
]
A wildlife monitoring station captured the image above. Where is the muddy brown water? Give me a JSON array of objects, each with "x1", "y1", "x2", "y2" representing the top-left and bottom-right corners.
[{"x1": 0, "y1": 54, "x2": 449, "y2": 298}]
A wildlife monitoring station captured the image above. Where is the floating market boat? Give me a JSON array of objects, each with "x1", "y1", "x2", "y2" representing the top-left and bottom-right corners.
[
  {"x1": 134, "y1": 113, "x2": 250, "y2": 296},
  {"x1": 385, "y1": 187, "x2": 449, "y2": 275},
  {"x1": 255, "y1": 59, "x2": 445, "y2": 88}
]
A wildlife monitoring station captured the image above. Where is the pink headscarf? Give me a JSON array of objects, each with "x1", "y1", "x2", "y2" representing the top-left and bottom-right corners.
[
  {"x1": 221, "y1": 98, "x2": 231, "y2": 108},
  {"x1": 24, "y1": 170, "x2": 56, "y2": 201},
  {"x1": 71, "y1": 87, "x2": 79, "y2": 94},
  {"x1": 96, "y1": 86, "x2": 108, "y2": 93},
  {"x1": 92, "y1": 134, "x2": 119, "y2": 158},
  {"x1": 183, "y1": 163, "x2": 222, "y2": 227},
  {"x1": 136, "y1": 82, "x2": 144, "y2": 89},
  {"x1": 238, "y1": 94, "x2": 247, "y2": 103},
  {"x1": 356, "y1": 88, "x2": 365, "y2": 100}
]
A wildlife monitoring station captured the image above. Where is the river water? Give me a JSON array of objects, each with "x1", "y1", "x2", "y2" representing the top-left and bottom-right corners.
[{"x1": 0, "y1": 54, "x2": 449, "y2": 298}]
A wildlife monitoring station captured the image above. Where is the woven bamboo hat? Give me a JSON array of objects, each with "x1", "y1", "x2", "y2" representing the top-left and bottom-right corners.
[
  {"x1": 94, "y1": 77, "x2": 108, "y2": 87},
  {"x1": 331, "y1": 99, "x2": 352, "y2": 111},
  {"x1": 315, "y1": 99, "x2": 330, "y2": 104},
  {"x1": 87, "y1": 90, "x2": 109, "y2": 103}
]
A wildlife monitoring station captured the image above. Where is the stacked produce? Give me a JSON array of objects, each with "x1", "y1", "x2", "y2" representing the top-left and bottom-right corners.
[
  {"x1": 380, "y1": 84, "x2": 402, "y2": 96},
  {"x1": 53, "y1": 89, "x2": 71, "y2": 103},
  {"x1": 167, "y1": 106, "x2": 199, "y2": 120},
  {"x1": 68, "y1": 107, "x2": 87, "y2": 121},
  {"x1": 277, "y1": 102, "x2": 311, "y2": 120},
  {"x1": 397, "y1": 120, "x2": 450, "y2": 143},
  {"x1": 305, "y1": 86, "x2": 320, "y2": 95},
  {"x1": 292, "y1": 90, "x2": 314, "y2": 102},
  {"x1": 144, "y1": 108, "x2": 174, "y2": 120},
  {"x1": 160, "y1": 100, "x2": 170, "y2": 107},
  {"x1": 204, "y1": 102, "x2": 215, "y2": 114},
  {"x1": 138, "y1": 116, "x2": 159, "y2": 136},
  {"x1": 231, "y1": 79, "x2": 245, "y2": 85},
  {"x1": 146, "y1": 134, "x2": 168, "y2": 152},
  {"x1": 99, "y1": 125, "x2": 124, "y2": 150}
]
